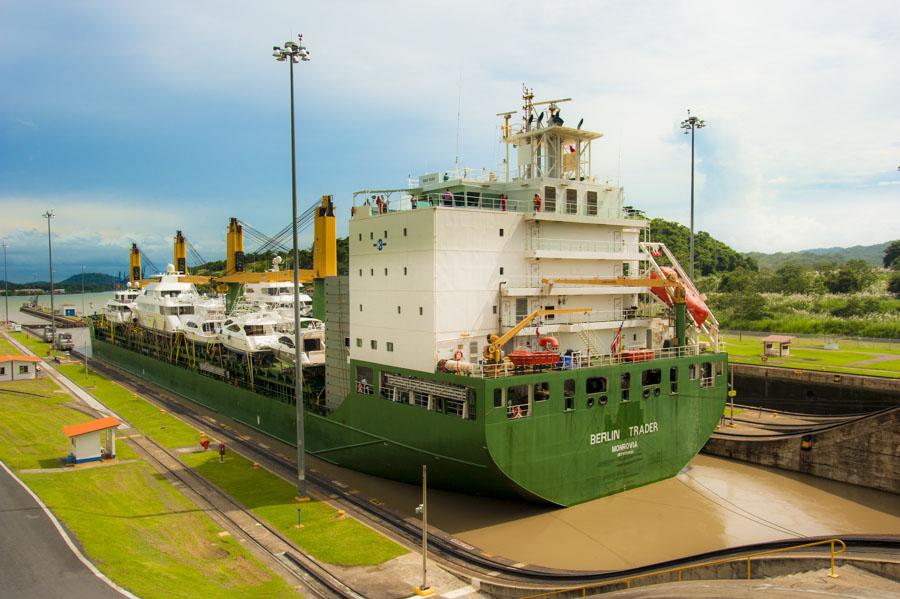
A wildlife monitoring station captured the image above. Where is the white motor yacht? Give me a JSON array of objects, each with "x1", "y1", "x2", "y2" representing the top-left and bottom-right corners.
[
  {"x1": 271, "y1": 317, "x2": 326, "y2": 366},
  {"x1": 134, "y1": 264, "x2": 224, "y2": 334},
  {"x1": 220, "y1": 310, "x2": 284, "y2": 358},
  {"x1": 102, "y1": 285, "x2": 142, "y2": 324},
  {"x1": 243, "y1": 257, "x2": 313, "y2": 318},
  {"x1": 181, "y1": 297, "x2": 225, "y2": 345}
]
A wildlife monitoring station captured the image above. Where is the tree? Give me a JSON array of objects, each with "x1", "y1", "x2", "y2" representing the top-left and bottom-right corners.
[
  {"x1": 883, "y1": 240, "x2": 900, "y2": 269},
  {"x1": 718, "y1": 267, "x2": 757, "y2": 292},
  {"x1": 888, "y1": 273, "x2": 900, "y2": 299},
  {"x1": 773, "y1": 263, "x2": 811, "y2": 294},
  {"x1": 824, "y1": 260, "x2": 876, "y2": 293},
  {"x1": 830, "y1": 297, "x2": 881, "y2": 318},
  {"x1": 731, "y1": 291, "x2": 769, "y2": 322}
]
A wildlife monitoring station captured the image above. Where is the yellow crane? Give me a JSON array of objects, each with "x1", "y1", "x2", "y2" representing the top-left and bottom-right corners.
[
  {"x1": 483, "y1": 308, "x2": 592, "y2": 364},
  {"x1": 541, "y1": 273, "x2": 688, "y2": 346},
  {"x1": 172, "y1": 231, "x2": 211, "y2": 285}
]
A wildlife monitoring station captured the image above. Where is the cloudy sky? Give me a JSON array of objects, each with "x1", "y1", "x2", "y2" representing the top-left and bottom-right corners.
[{"x1": 1, "y1": 0, "x2": 898, "y2": 281}]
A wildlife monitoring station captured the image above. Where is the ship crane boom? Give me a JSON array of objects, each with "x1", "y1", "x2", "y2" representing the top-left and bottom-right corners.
[{"x1": 484, "y1": 307, "x2": 592, "y2": 364}]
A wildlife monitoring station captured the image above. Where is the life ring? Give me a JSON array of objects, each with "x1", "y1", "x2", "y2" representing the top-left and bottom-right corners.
[
  {"x1": 453, "y1": 349, "x2": 464, "y2": 361},
  {"x1": 356, "y1": 382, "x2": 365, "y2": 393},
  {"x1": 511, "y1": 405, "x2": 523, "y2": 418}
]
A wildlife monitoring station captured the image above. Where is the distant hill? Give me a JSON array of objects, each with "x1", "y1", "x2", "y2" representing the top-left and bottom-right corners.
[
  {"x1": 745, "y1": 241, "x2": 890, "y2": 270},
  {"x1": 649, "y1": 218, "x2": 757, "y2": 275},
  {"x1": 0, "y1": 272, "x2": 118, "y2": 294}
]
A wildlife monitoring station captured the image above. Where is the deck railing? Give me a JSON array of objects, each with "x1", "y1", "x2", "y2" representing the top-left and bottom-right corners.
[{"x1": 528, "y1": 237, "x2": 639, "y2": 255}]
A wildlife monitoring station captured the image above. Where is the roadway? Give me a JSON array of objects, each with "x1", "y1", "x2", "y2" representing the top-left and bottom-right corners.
[{"x1": 0, "y1": 463, "x2": 125, "y2": 598}]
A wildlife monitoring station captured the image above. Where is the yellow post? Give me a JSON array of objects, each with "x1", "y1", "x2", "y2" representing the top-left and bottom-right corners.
[
  {"x1": 313, "y1": 195, "x2": 337, "y2": 278},
  {"x1": 174, "y1": 230, "x2": 188, "y2": 274},
  {"x1": 129, "y1": 243, "x2": 142, "y2": 287},
  {"x1": 226, "y1": 217, "x2": 245, "y2": 274},
  {"x1": 746, "y1": 557, "x2": 752, "y2": 580},
  {"x1": 829, "y1": 540, "x2": 838, "y2": 578}
]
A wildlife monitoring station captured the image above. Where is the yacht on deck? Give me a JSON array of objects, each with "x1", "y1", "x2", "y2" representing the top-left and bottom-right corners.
[{"x1": 102, "y1": 285, "x2": 143, "y2": 324}]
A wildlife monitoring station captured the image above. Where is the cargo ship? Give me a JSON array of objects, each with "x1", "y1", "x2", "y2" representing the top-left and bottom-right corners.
[{"x1": 91, "y1": 88, "x2": 727, "y2": 506}]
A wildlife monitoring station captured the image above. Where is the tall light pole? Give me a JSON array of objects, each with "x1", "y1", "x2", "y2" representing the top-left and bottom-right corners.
[
  {"x1": 43, "y1": 211, "x2": 56, "y2": 345},
  {"x1": 680, "y1": 110, "x2": 705, "y2": 280},
  {"x1": 81, "y1": 265, "x2": 88, "y2": 375},
  {"x1": 273, "y1": 34, "x2": 310, "y2": 499},
  {"x1": 2, "y1": 241, "x2": 8, "y2": 326}
]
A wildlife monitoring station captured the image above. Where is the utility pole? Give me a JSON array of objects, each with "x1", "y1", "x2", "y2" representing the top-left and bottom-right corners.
[
  {"x1": 414, "y1": 465, "x2": 433, "y2": 596},
  {"x1": 81, "y1": 265, "x2": 88, "y2": 375},
  {"x1": 273, "y1": 34, "x2": 310, "y2": 499},
  {"x1": 680, "y1": 110, "x2": 706, "y2": 280},
  {"x1": 43, "y1": 211, "x2": 56, "y2": 345},
  {"x1": 2, "y1": 241, "x2": 8, "y2": 326}
]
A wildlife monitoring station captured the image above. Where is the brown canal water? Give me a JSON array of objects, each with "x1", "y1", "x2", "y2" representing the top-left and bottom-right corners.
[{"x1": 309, "y1": 453, "x2": 899, "y2": 571}]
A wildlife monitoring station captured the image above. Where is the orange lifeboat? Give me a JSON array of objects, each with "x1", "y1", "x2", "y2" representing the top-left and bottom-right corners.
[{"x1": 649, "y1": 267, "x2": 710, "y2": 327}]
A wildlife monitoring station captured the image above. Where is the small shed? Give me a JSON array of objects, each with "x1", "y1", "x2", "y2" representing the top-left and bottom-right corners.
[
  {"x1": 0, "y1": 355, "x2": 42, "y2": 381},
  {"x1": 63, "y1": 416, "x2": 121, "y2": 464},
  {"x1": 762, "y1": 335, "x2": 795, "y2": 357}
]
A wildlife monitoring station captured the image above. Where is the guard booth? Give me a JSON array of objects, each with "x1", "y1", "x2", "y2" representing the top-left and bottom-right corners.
[
  {"x1": 762, "y1": 335, "x2": 795, "y2": 358},
  {"x1": 0, "y1": 355, "x2": 41, "y2": 381},
  {"x1": 63, "y1": 416, "x2": 121, "y2": 464}
]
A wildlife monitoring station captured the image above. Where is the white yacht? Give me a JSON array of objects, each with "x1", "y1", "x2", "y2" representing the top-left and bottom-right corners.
[
  {"x1": 181, "y1": 298, "x2": 225, "y2": 345},
  {"x1": 134, "y1": 264, "x2": 224, "y2": 335},
  {"x1": 102, "y1": 285, "x2": 142, "y2": 324},
  {"x1": 272, "y1": 317, "x2": 326, "y2": 366},
  {"x1": 220, "y1": 310, "x2": 285, "y2": 358},
  {"x1": 243, "y1": 257, "x2": 313, "y2": 318}
]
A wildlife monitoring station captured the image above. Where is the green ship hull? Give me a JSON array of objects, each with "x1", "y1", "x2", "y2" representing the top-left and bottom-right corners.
[{"x1": 91, "y1": 330, "x2": 726, "y2": 506}]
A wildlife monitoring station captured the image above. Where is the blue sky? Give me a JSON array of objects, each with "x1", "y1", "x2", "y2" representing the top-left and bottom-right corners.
[{"x1": 1, "y1": 0, "x2": 898, "y2": 281}]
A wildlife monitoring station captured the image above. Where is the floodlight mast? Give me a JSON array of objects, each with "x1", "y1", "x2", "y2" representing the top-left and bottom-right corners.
[
  {"x1": 680, "y1": 110, "x2": 706, "y2": 280},
  {"x1": 43, "y1": 211, "x2": 56, "y2": 344},
  {"x1": 272, "y1": 33, "x2": 310, "y2": 499}
]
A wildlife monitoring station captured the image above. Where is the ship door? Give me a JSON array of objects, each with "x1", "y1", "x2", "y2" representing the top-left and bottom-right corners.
[
  {"x1": 613, "y1": 230, "x2": 622, "y2": 251},
  {"x1": 614, "y1": 297, "x2": 623, "y2": 319},
  {"x1": 529, "y1": 262, "x2": 540, "y2": 287}
]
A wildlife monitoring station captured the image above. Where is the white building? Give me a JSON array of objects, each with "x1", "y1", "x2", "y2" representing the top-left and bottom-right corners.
[
  {"x1": 0, "y1": 355, "x2": 41, "y2": 381},
  {"x1": 63, "y1": 416, "x2": 121, "y2": 464},
  {"x1": 348, "y1": 91, "x2": 669, "y2": 375}
]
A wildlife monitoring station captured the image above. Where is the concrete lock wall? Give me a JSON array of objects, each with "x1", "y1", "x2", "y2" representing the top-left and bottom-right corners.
[
  {"x1": 704, "y1": 408, "x2": 900, "y2": 494},
  {"x1": 732, "y1": 364, "x2": 900, "y2": 415}
]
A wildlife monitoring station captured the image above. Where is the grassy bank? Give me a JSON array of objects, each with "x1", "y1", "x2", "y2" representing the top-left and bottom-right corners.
[
  {"x1": 182, "y1": 450, "x2": 407, "y2": 567},
  {"x1": 0, "y1": 373, "x2": 297, "y2": 598},
  {"x1": 722, "y1": 333, "x2": 900, "y2": 378},
  {"x1": 10, "y1": 328, "x2": 407, "y2": 567}
]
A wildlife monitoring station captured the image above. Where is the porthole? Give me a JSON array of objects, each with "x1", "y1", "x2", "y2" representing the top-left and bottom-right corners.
[
  {"x1": 654, "y1": 388, "x2": 661, "y2": 397},
  {"x1": 599, "y1": 395, "x2": 608, "y2": 406},
  {"x1": 642, "y1": 388, "x2": 651, "y2": 399},
  {"x1": 587, "y1": 397, "x2": 595, "y2": 408}
]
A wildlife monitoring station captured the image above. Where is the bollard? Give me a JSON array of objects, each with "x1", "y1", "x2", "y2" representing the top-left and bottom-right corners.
[
  {"x1": 336, "y1": 510, "x2": 345, "y2": 520},
  {"x1": 294, "y1": 507, "x2": 304, "y2": 529}
]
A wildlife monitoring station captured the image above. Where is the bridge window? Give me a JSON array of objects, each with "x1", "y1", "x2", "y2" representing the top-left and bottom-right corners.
[
  {"x1": 642, "y1": 369, "x2": 661, "y2": 386},
  {"x1": 534, "y1": 381, "x2": 550, "y2": 402},
  {"x1": 507, "y1": 384, "x2": 530, "y2": 418},
  {"x1": 621, "y1": 372, "x2": 631, "y2": 402},
  {"x1": 493, "y1": 388, "x2": 504, "y2": 408},
  {"x1": 356, "y1": 338, "x2": 362, "y2": 347},
  {"x1": 689, "y1": 364, "x2": 698, "y2": 380},
  {"x1": 670, "y1": 367, "x2": 678, "y2": 393},
  {"x1": 565, "y1": 189, "x2": 577, "y2": 214},
  {"x1": 544, "y1": 186, "x2": 556, "y2": 212},
  {"x1": 387, "y1": 342, "x2": 394, "y2": 352},
  {"x1": 586, "y1": 191, "x2": 598, "y2": 216},
  {"x1": 564, "y1": 379, "x2": 575, "y2": 411},
  {"x1": 355, "y1": 366, "x2": 373, "y2": 395},
  {"x1": 370, "y1": 340, "x2": 377, "y2": 350},
  {"x1": 586, "y1": 376, "x2": 607, "y2": 394}
]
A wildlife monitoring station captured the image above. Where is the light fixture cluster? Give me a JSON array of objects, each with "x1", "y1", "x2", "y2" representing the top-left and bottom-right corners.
[{"x1": 272, "y1": 34, "x2": 310, "y2": 63}]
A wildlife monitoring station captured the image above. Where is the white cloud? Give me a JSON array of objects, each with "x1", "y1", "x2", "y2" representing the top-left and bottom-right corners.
[{"x1": 2, "y1": 0, "x2": 899, "y2": 256}]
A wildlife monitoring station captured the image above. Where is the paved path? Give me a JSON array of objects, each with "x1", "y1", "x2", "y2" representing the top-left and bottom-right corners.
[{"x1": 0, "y1": 462, "x2": 126, "y2": 598}]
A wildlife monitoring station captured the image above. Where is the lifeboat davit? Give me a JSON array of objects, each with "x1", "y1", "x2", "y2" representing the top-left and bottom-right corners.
[{"x1": 649, "y1": 267, "x2": 710, "y2": 327}]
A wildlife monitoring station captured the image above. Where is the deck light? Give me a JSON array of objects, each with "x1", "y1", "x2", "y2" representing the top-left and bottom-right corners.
[
  {"x1": 680, "y1": 109, "x2": 706, "y2": 280},
  {"x1": 272, "y1": 33, "x2": 310, "y2": 500}
]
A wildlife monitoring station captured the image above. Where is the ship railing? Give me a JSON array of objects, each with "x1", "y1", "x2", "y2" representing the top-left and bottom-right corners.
[
  {"x1": 506, "y1": 403, "x2": 530, "y2": 419},
  {"x1": 700, "y1": 376, "x2": 715, "y2": 388},
  {"x1": 408, "y1": 167, "x2": 499, "y2": 186},
  {"x1": 469, "y1": 344, "x2": 704, "y2": 379},
  {"x1": 528, "y1": 237, "x2": 639, "y2": 255},
  {"x1": 356, "y1": 381, "x2": 374, "y2": 395},
  {"x1": 499, "y1": 306, "x2": 664, "y2": 329}
]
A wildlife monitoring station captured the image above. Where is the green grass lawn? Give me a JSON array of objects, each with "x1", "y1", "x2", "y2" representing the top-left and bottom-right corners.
[
  {"x1": 13, "y1": 327, "x2": 406, "y2": 567},
  {"x1": 182, "y1": 450, "x2": 407, "y2": 567},
  {"x1": 0, "y1": 357, "x2": 299, "y2": 598},
  {"x1": 22, "y1": 463, "x2": 297, "y2": 599},
  {"x1": 722, "y1": 333, "x2": 900, "y2": 378},
  {"x1": 0, "y1": 332, "x2": 21, "y2": 354},
  {"x1": 56, "y1": 364, "x2": 201, "y2": 449}
]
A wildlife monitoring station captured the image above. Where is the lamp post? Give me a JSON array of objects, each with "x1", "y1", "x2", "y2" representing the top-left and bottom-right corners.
[
  {"x1": 680, "y1": 110, "x2": 705, "y2": 280},
  {"x1": 273, "y1": 34, "x2": 310, "y2": 499},
  {"x1": 2, "y1": 241, "x2": 8, "y2": 326},
  {"x1": 43, "y1": 211, "x2": 56, "y2": 345},
  {"x1": 414, "y1": 465, "x2": 432, "y2": 596},
  {"x1": 81, "y1": 265, "x2": 88, "y2": 375}
]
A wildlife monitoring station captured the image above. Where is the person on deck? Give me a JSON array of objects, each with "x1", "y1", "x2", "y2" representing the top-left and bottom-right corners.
[
  {"x1": 376, "y1": 195, "x2": 384, "y2": 214},
  {"x1": 500, "y1": 193, "x2": 507, "y2": 211},
  {"x1": 533, "y1": 193, "x2": 542, "y2": 211},
  {"x1": 442, "y1": 189, "x2": 453, "y2": 206}
]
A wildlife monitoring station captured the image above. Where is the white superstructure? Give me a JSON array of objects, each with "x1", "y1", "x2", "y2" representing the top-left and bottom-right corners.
[{"x1": 349, "y1": 88, "x2": 668, "y2": 374}]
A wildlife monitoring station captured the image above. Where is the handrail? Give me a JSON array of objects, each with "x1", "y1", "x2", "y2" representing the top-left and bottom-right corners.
[{"x1": 522, "y1": 538, "x2": 847, "y2": 598}]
